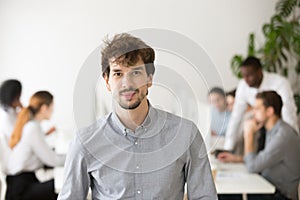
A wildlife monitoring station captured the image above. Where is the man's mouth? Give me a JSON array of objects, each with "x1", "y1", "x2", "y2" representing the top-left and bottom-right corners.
[{"x1": 120, "y1": 89, "x2": 138, "y2": 100}]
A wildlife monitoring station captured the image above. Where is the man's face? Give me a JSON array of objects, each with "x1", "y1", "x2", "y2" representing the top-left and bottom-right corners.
[
  {"x1": 104, "y1": 57, "x2": 152, "y2": 110},
  {"x1": 240, "y1": 66, "x2": 262, "y2": 88},
  {"x1": 209, "y1": 93, "x2": 226, "y2": 112},
  {"x1": 226, "y1": 95, "x2": 235, "y2": 112},
  {"x1": 253, "y1": 99, "x2": 268, "y2": 124}
]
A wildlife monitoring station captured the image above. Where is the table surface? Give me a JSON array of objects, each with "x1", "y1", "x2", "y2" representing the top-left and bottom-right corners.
[{"x1": 213, "y1": 161, "x2": 275, "y2": 194}]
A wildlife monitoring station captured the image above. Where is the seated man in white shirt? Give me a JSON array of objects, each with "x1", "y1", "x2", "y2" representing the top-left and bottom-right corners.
[{"x1": 224, "y1": 56, "x2": 299, "y2": 151}]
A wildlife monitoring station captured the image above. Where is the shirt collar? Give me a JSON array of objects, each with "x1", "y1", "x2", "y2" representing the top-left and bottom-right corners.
[
  {"x1": 266, "y1": 119, "x2": 282, "y2": 136},
  {"x1": 110, "y1": 102, "x2": 166, "y2": 138}
]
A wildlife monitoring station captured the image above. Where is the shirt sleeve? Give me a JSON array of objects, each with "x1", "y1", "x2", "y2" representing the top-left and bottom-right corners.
[
  {"x1": 185, "y1": 125, "x2": 218, "y2": 200},
  {"x1": 244, "y1": 131, "x2": 285, "y2": 173},
  {"x1": 224, "y1": 82, "x2": 248, "y2": 150},
  {"x1": 275, "y1": 78, "x2": 299, "y2": 133},
  {"x1": 58, "y1": 134, "x2": 90, "y2": 200},
  {"x1": 28, "y1": 124, "x2": 65, "y2": 167}
]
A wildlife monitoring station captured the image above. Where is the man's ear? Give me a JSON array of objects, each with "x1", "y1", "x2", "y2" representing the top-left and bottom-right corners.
[
  {"x1": 147, "y1": 74, "x2": 153, "y2": 88},
  {"x1": 266, "y1": 106, "x2": 274, "y2": 117},
  {"x1": 104, "y1": 74, "x2": 111, "y2": 91}
]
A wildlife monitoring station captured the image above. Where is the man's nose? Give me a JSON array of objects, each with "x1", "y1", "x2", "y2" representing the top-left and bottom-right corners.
[{"x1": 121, "y1": 73, "x2": 134, "y2": 88}]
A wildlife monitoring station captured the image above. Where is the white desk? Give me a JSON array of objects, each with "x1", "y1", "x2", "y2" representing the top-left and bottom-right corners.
[{"x1": 214, "y1": 162, "x2": 275, "y2": 194}]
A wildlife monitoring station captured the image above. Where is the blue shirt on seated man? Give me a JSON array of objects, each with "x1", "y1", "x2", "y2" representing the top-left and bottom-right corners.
[{"x1": 208, "y1": 87, "x2": 231, "y2": 136}]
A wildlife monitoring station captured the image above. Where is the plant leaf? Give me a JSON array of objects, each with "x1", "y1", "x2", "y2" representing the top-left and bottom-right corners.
[
  {"x1": 247, "y1": 33, "x2": 255, "y2": 56},
  {"x1": 276, "y1": 0, "x2": 297, "y2": 18},
  {"x1": 230, "y1": 55, "x2": 244, "y2": 79}
]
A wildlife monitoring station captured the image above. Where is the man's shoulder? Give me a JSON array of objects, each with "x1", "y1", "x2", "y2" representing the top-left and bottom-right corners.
[
  {"x1": 264, "y1": 71, "x2": 287, "y2": 82},
  {"x1": 76, "y1": 113, "x2": 111, "y2": 140},
  {"x1": 23, "y1": 121, "x2": 40, "y2": 132},
  {"x1": 154, "y1": 107, "x2": 197, "y2": 132},
  {"x1": 276, "y1": 120, "x2": 298, "y2": 137}
]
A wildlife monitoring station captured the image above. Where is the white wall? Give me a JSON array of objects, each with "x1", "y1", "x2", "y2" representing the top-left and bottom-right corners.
[{"x1": 0, "y1": 0, "x2": 278, "y2": 131}]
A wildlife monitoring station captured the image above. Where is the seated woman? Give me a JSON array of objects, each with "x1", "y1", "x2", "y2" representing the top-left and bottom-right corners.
[
  {"x1": 208, "y1": 87, "x2": 231, "y2": 136},
  {"x1": 5, "y1": 91, "x2": 65, "y2": 200}
]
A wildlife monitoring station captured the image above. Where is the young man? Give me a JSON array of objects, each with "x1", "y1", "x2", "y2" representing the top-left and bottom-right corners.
[
  {"x1": 244, "y1": 91, "x2": 300, "y2": 200},
  {"x1": 224, "y1": 56, "x2": 298, "y2": 150},
  {"x1": 58, "y1": 33, "x2": 217, "y2": 199}
]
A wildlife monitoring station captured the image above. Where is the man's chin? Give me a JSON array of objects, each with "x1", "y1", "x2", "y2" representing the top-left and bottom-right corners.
[{"x1": 119, "y1": 101, "x2": 141, "y2": 110}]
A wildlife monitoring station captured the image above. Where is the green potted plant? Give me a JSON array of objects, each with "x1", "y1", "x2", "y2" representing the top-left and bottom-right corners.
[{"x1": 230, "y1": 0, "x2": 300, "y2": 114}]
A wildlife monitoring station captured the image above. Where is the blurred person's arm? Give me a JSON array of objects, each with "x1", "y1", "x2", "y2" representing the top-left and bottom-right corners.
[
  {"x1": 185, "y1": 125, "x2": 217, "y2": 199},
  {"x1": 276, "y1": 78, "x2": 299, "y2": 133},
  {"x1": 45, "y1": 126, "x2": 56, "y2": 135},
  {"x1": 242, "y1": 119, "x2": 283, "y2": 173},
  {"x1": 28, "y1": 124, "x2": 65, "y2": 166},
  {"x1": 58, "y1": 133, "x2": 90, "y2": 200},
  {"x1": 224, "y1": 83, "x2": 248, "y2": 150},
  {"x1": 217, "y1": 152, "x2": 243, "y2": 163}
]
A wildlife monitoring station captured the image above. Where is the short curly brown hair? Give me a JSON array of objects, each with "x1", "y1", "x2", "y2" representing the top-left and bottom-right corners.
[{"x1": 101, "y1": 33, "x2": 155, "y2": 78}]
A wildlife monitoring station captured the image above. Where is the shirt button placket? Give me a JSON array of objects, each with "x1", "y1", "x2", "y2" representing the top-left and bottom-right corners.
[
  {"x1": 136, "y1": 188, "x2": 142, "y2": 200},
  {"x1": 134, "y1": 138, "x2": 142, "y2": 200}
]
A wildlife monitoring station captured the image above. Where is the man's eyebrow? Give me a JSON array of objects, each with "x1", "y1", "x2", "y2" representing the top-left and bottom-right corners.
[
  {"x1": 111, "y1": 66, "x2": 144, "y2": 72},
  {"x1": 131, "y1": 66, "x2": 144, "y2": 70},
  {"x1": 111, "y1": 68, "x2": 122, "y2": 72}
]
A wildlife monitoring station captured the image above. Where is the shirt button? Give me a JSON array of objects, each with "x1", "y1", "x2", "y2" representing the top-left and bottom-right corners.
[
  {"x1": 134, "y1": 141, "x2": 138, "y2": 145},
  {"x1": 137, "y1": 190, "x2": 141, "y2": 194},
  {"x1": 136, "y1": 165, "x2": 140, "y2": 169}
]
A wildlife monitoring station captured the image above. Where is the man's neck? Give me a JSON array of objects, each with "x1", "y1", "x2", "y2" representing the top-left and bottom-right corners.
[
  {"x1": 265, "y1": 116, "x2": 279, "y2": 131},
  {"x1": 115, "y1": 99, "x2": 149, "y2": 131},
  {"x1": 255, "y1": 71, "x2": 264, "y2": 88}
]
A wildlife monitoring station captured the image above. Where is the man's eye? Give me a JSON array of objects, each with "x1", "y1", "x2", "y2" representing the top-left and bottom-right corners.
[
  {"x1": 113, "y1": 72, "x2": 122, "y2": 77},
  {"x1": 132, "y1": 71, "x2": 141, "y2": 76}
]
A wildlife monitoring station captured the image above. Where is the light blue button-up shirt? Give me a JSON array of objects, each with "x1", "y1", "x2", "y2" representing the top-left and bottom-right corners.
[{"x1": 58, "y1": 105, "x2": 217, "y2": 200}]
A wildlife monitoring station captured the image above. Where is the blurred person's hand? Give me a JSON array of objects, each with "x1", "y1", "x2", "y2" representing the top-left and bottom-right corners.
[
  {"x1": 243, "y1": 118, "x2": 263, "y2": 136},
  {"x1": 217, "y1": 152, "x2": 243, "y2": 163},
  {"x1": 46, "y1": 126, "x2": 56, "y2": 135},
  {"x1": 211, "y1": 130, "x2": 217, "y2": 136}
]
